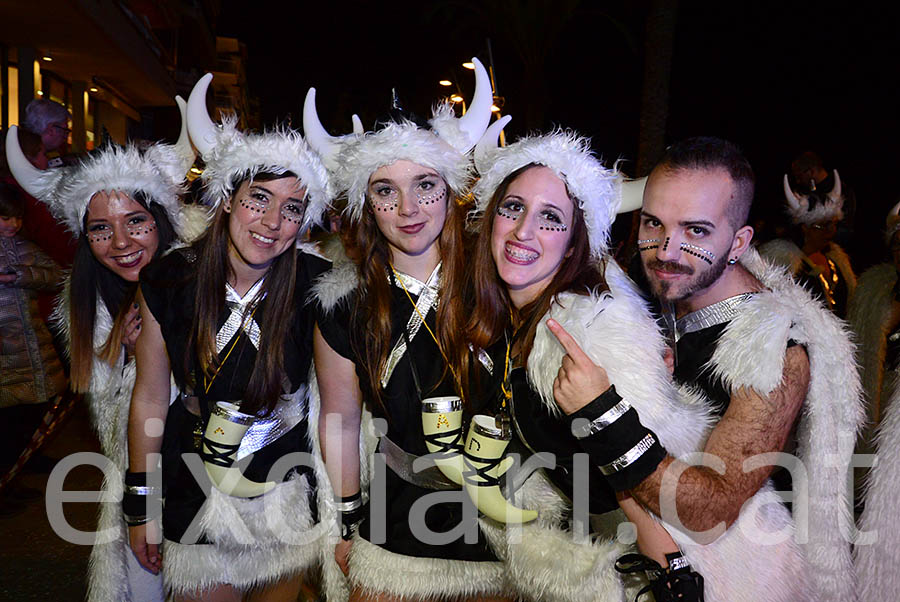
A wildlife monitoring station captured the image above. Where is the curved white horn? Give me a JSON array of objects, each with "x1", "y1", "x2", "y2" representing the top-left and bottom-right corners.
[
  {"x1": 618, "y1": 176, "x2": 647, "y2": 214},
  {"x1": 462, "y1": 415, "x2": 538, "y2": 524},
  {"x1": 783, "y1": 173, "x2": 802, "y2": 211},
  {"x1": 421, "y1": 397, "x2": 465, "y2": 485},
  {"x1": 5, "y1": 126, "x2": 47, "y2": 199},
  {"x1": 302, "y1": 87, "x2": 343, "y2": 168},
  {"x1": 186, "y1": 73, "x2": 218, "y2": 158},
  {"x1": 474, "y1": 115, "x2": 511, "y2": 175},
  {"x1": 351, "y1": 114, "x2": 364, "y2": 135},
  {"x1": 456, "y1": 57, "x2": 494, "y2": 152},
  {"x1": 202, "y1": 402, "x2": 276, "y2": 498},
  {"x1": 829, "y1": 169, "x2": 842, "y2": 203},
  {"x1": 173, "y1": 95, "x2": 196, "y2": 174}
]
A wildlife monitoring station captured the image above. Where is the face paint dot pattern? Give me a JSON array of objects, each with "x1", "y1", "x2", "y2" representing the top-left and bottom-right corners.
[
  {"x1": 662, "y1": 236, "x2": 671, "y2": 251},
  {"x1": 416, "y1": 183, "x2": 446, "y2": 206},
  {"x1": 240, "y1": 198, "x2": 266, "y2": 214},
  {"x1": 637, "y1": 238, "x2": 660, "y2": 252},
  {"x1": 280, "y1": 203, "x2": 305, "y2": 224},
  {"x1": 496, "y1": 203, "x2": 520, "y2": 221},
  {"x1": 127, "y1": 223, "x2": 156, "y2": 238},
  {"x1": 680, "y1": 242, "x2": 715, "y2": 265},
  {"x1": 371, "y1": 189, "x2": 398, "y2": 212}
]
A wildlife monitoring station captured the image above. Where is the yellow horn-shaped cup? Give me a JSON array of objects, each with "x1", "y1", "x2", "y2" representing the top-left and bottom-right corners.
[
  {"x1": 421, "y1": 396, "x2": 465, "y2": 485},
  {"x1": 202, "y1": 402, "x2": 276, "y2": 498},
  {"x1": 463, "y1": 415, "x2": 538, "y2": 524}
]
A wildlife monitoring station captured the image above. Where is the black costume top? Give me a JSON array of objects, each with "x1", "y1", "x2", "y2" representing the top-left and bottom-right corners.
[
  {"x1": 140, "y1": 246, "x2": 329, "y2": 543},
  {"x1": 316, "y1": 268, "x2": 497, "y2": 562},
  {"x1": 489, "y1": 339, "x2": 619, "y2": 518}
]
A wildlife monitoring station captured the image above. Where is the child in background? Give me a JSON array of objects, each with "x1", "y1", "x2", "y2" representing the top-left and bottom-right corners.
[{"x1": 0, "y1": 181, "x2": 66, "y2": 516}]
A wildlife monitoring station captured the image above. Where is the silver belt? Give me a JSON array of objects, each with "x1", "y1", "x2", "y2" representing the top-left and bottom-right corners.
[{"x1": 378, "y1": 435, "x2": 458, "y2": 491}]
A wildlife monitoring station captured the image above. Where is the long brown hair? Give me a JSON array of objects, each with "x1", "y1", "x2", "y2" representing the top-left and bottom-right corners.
[
  {"x1": 68, "y1": 193, "x2": 176, "y2": 393},
  {"x1": 455, "y1": 164, "x2": 608, "y2": 400},
  {"x1": 344, "y1": 180, "x2": 471, "y2": 416},
  {"x1": 188, "y1": 171, "x2": 301, "y2": 416}
]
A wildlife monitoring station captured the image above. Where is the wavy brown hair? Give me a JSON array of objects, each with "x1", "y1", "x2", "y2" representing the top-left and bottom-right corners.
[
  {"x1": 187, "y1": 171, "x2": 301, "y2": 416},
  {"x1": 344, "y1": 179, "x2": 472, "y2": 416},
  {"x1": 455, "y1": 164, "x2": 608, "y2": 400},
  {"x1": 68, "y1": 193, "x2": 176, "y2": 393}
]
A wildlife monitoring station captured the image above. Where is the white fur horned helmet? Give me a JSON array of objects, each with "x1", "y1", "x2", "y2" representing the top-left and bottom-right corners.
[
  {"x1": 472, "y1": 120, "x2": 646, "y2": 259},
  {"x1": 304, "y1": 57, "x2": 494, "y2": 223},
  {"x1": 783, "y1": 171, "x2": 844, "y2": 225},
  {"x1": 5, "y1": 96, "x2": 196, "y2": 239},
  {"x1": 186, "y1": 73, "x2": 332, "y2": 231}
]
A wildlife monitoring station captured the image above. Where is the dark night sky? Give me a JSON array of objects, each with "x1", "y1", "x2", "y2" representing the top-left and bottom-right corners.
[{"x1": 218, "y1": 0, "x2": 899, "y2": 269}]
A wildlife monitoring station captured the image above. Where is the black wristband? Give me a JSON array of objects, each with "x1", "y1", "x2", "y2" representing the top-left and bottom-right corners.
[
  {"x1": 122, "y1": 471, "x2": 162, "y2": 526},
  {"x1": 336, "y1": 492, "x2": 365, "y2": 541},
  {"x1": 568, "y1": 386, "x2": 667, "y2": 492}
]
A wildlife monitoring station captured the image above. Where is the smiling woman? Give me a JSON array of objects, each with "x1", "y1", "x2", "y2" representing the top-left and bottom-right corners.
[
  {"x1": 5, "y1": 99, "x2": 199, "y2": 602},
  {"x1": 125, "y1": 73, "x2": 334, "y2": 602}
]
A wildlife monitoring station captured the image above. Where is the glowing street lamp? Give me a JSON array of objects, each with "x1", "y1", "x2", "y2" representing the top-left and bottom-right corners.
[
  {"x1": 449, "y1": 94, "x2": 464, "y2": 103},
  {"x1": 439, "y1": 80, "x2": 452, "y2": 86},
  {"x1": 461, "y1": 62, "x2": 475, "y2": 70}
]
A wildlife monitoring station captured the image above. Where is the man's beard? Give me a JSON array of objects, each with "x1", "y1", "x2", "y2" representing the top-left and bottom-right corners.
[{"x1": 643, "y1": 252, "x2": 729, "y2": 304}]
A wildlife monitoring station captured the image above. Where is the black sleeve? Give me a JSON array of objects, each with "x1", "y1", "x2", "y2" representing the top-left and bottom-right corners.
[
  {"x1": 316, "y1": 297, "x2": 354, "y2": 360},
  {"x1": 139, "y1": 250, "x2": 192, "y2": 327}
]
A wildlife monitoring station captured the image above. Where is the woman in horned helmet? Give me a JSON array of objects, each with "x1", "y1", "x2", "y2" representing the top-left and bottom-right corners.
[
  {"x1": 456, "y1": 125, "x2": 707, "y2": 601},
  {"x1": 126, "y1": 73, "x2": 333, "y2": 601},
  {"x1": 306, "y1": 59, "x2": 507, "y2": 601},
  {"x1": 5, "y1": 98, "x2": 200, "y2": 601}
]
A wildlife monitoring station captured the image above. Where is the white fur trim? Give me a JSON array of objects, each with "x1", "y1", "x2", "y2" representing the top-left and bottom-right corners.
[
  {"x1": 310, "y1": 260, "x2": 360, "y2": 314},
  {"x1": 856, "y1": 365, "x2": 900, "y2": 598},
  {"x1": 348, "y1": 535, "x2": 504, "y2": 599},
  {"x1": 706, "y1": 248, "x2": 862, "y2": 600},
  {"x1": 162, "y1": 470, "x2": 326, "y2": 595},
  {"x1": 334, "y1": 114, "x2": 472, "y2": 224},
  {"x1": 848, "y1": 263, "x2": 898, "y2": 447},
  {"x1": 471, "y1": 131, "x2": 621, "y2": 259},
  {"x1": 16, "y1": 143, "x2": 192, "y2": 237},
  {"x1": 196, "y1": 114, "x2": 332, "y2": 231}
]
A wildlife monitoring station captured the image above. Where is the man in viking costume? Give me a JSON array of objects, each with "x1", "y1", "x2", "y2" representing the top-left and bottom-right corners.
[
  {"x1": 613, "y1": 137, "x2": 861, "y2": 601},
  {"x1": 758, "y1": 160, "x2": 856, "y2": 317}
]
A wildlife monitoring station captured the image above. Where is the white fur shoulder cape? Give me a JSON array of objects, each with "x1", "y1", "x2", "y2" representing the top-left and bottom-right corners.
[
  {"x1": 757, "y1": 238, "x2": 857, "y2": 299},
  {"x1": 856, "y1": 361, "x2": 900, "y2": 598},
  {"x1": 847, "y1": 262, "x2": 898, "y2": 446},
  {"x1": 490, "y1": 251, "x2": 861, "y2": 602}
]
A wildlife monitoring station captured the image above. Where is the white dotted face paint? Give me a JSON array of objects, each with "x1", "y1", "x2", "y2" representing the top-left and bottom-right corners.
[
  {"x1": 637, "y1": 238, "x2": 660, "y2": 251},
  {"x1": 416, "y1": 178, "x2": 447, "y2": 206},
  {"x1": 370, "y1": 186, "x2": 398, "y2": 212},
  {"x1": 679, "y1": 242, "x2": 716, "y2": 264},
  {"x1": 496, "y1": 198, "x2": 569, "y2": 232},
  {"x1": 279, "y1": 200, "x2": 306, "y2": 225}
]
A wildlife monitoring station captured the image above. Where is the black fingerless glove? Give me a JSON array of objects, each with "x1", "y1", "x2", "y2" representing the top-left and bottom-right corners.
[
  {"x1": 568, "y1": 385, "x2": 667, "y2": 492},
  {"x1": 122, "y1": 471, "x2": 162, "y2": 526}
]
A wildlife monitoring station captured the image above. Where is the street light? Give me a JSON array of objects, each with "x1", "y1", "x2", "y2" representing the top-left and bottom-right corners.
[
  {"x1": 461, "y1": 62, "x2": 475, "y2": 70},
  {"x1": 449, "y1": 94, "x2": 464, "y2": 103},
  {"x1": 439, "y1": 80, "x2": 452, "y2": 87}
]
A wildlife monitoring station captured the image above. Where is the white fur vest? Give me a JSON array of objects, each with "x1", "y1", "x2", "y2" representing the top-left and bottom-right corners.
[{"x1": 493, "y1": 251, "x2": 861, "y2": 602}]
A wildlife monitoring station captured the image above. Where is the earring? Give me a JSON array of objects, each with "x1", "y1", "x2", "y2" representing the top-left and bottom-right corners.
[{"x1": 727, "y1": 258, "x2": 737, "y2": 265}]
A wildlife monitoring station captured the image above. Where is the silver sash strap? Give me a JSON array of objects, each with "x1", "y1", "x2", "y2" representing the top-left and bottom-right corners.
[
  {"x1": 674, "y1": 292, "x2": 757, "y2": 341},
  {"x1": 216, "y1": 278, "x2": 266, "y2": 353},
  {"x1": 378, "y1": 434, "x2": 458, "y2": 491},
  {"x1": 381, "y1": 263, "x2": 442, "y2": 388},
  {"x1": 232, "y1": 384, "x2": 308, "y2": 459}
]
